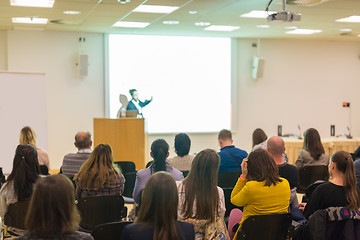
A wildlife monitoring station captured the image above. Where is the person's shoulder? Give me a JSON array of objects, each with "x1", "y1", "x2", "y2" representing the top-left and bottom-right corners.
[
  {"x1": 278, "y1": 177, "x2": 290, "y2": 187},
  {"x1": 137, "y1": 168, "x2": 150, "y2": 176},
  {"x1": 233, "y1": 146, "x2": 248, "y2": 155},
  {"x1": 177, "y1": 221, "x2": 194, "y2": 230}
]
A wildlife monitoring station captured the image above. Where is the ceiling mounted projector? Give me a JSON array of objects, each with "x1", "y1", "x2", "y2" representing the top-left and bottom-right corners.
[
  {"x1": 267, "y1": 11, "x2": 301, "y2": 22},
  {"x1": 265, "y1": 0, "x2": 301, "y2": 22}
]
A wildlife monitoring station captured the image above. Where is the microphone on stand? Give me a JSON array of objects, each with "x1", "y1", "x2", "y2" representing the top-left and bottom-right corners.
[{"x1": 297, "y1": 125, "x2": 303, "y2": 139}]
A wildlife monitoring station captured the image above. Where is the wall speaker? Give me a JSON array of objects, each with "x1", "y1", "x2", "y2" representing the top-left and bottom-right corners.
[
  {"x1": 252, "y1": 56, "x2": 265, "y2": 79},
  {"x1": 77, "y1": 54, "x2": 88, "y2": 77}
]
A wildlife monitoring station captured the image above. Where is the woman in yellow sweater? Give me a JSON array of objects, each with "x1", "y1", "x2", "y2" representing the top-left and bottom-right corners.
[{"x1": 229, "y1": 149, "x2": 290, "y2": 239}]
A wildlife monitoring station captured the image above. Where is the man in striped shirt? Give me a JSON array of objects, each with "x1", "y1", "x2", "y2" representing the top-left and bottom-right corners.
[{"x1": 61, "y1": 131, "x2": 92, "y2": 178}]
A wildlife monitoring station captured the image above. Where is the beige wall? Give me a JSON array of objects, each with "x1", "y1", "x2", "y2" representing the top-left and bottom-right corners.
[{"x1": 2, "y1": 30, "x2": 360, "y2": 171}]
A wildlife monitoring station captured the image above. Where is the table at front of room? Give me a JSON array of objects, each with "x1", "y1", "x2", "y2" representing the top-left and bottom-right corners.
[{"x1": 284, "y1": 137, "x2": 360, "y2": 165}]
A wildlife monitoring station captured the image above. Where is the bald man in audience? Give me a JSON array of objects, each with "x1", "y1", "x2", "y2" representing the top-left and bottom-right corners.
[
  {"x1": 217, "y1": 129, "x2": 248, "y2": 173},
  {"x1": 267, "y1": 136, "x2": 299, "y2": 209},
  {"x1": 61, "y1": 131, "x2": 92, "y2": 178}
]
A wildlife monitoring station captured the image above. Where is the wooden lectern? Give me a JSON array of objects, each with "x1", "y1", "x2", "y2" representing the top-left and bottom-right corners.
[{"x1": 93, "y1": 118, "x2": 147, "y2": 170}]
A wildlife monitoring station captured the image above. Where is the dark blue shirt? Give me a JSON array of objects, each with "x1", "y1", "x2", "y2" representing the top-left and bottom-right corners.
[{"x1": 218, "y1": 145, "x2": 248, "y2": 173}]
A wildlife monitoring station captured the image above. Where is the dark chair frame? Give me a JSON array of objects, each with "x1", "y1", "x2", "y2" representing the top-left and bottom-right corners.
[
  {"x1": 77, "y1": 195, "x2": 127, "y2": 231},
  {"x1": 114, "y1": 161, "x2": 136, "y2": 174},
  {"x1": 297, "y1": 165, "x2": 329, "y2": 193},
  {"x1": 236, "y1": 213, "x2": 292, "y2": 240},
  {"x1": 91, "y1": 221, "x2": 133, "y2": 240}
]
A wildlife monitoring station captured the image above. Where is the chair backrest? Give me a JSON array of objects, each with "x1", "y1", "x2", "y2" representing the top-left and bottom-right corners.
[
  {"x1": 77, "y1": 195, "x2": 126, "y2": 230},
  {"x1": 302, "y1": 180, "x2": 327, "y2": 203},
  {"x1": 114, "y1": 161, "x2": 136, "y2": 174},
  {"x1": 39, "y1": 165, "x2": 50, "y2": 175},
  {"x1": 237, "y1": 213, "x2": 292, "y2": 240},
  {"x1": 4, "y1": 200, "x2": 31, "y2": 230},
  {"x1": 222, "y1": 187, "x2": 241, "y2": 218},
  {"x1": 145, "y1": 160, "x2": 153, "y2": 168},
  {"x1": 122, "y1": 172, "x2": 136, "y2": 198},
  {"x1": 181, "y1": 170, "x2": 190, "y2": 178},
  {"x1": 91, "y1": 221, "x2": 133, "y2": 240},
  {"x1": 298, "y1": 165, "x2": 329, "y2": 193},
  {"x1": 218, "y1": 171, "x2": 242, "y2": 188}
]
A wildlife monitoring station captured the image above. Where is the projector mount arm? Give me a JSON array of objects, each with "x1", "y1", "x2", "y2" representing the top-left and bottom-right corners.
[{"x1": 265, "y1": 0, "x2": 286, "y2": 12}]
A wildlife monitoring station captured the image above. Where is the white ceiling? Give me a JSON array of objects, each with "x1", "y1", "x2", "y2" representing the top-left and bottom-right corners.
[{"x1": 1, "y1": 0, "x2": 360, "y2": 40}]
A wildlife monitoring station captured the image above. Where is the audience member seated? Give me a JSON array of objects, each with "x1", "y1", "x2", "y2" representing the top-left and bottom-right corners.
[
  {"x1": 61, "y1": 131, "x2": 92, "y2": 178},
  {"x1": 132, "y1": 139, "x2": 183, "y2": 203},
  {"x1": 19, "y1": 126, "x2": 50, "y2": 171},
  {"x1": 353, "y1": 146, "x2": 360, "y2": 187},
  {"x1": 176, "y1": 149, "x2": 229, "y2": 239},
  {"x1": 217, "y1": 129, "x2": 248, "y2": 173},
  {"x1": 121, "y1": 172, "x2": 195, "y2": 240},
  {"x1": 298, "y1": 151, "x2": 360, "y2": 219},
  {"x1": 74, "y1": 144, "x2": 125, "y2": 199},
  {"x1": 228, "y1": 149, "x2": 290, "y2": 239},
  {"x1": 295, "y1": 128, "x2": 329, "y2": 168},
  {"x1": 251, "y1": 128, "x2": 268, "y2": 151},
  {"x1": 0, "y1": 145, "x2": 40, "y2": 219},
  {"x1": 267, "y1": 136, "x2": 299, "y2": 209},
  {"x1": 168, "y1": 133, "x2": 195, "y2": 171},
  {"x1": 16, "y1": 175, "x2": 93, "y2": 240}
]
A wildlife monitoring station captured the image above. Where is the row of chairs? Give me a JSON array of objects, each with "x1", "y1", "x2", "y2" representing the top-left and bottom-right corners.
[{"x1": 3, "y1": 195, "x2": 130, "y2": 239}]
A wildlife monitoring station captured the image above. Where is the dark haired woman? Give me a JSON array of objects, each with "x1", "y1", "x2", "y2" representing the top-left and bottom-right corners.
[
  {"x1": 298, "y1": 151, "x2": 360, "y2": 219},
  {"x1": 0, "y1": 145, "x2": 40, "y2": 219},
  {"x1": 17, "y1": 175, "x2": 93, "y2": 240},
  {"x1": 122, "y1": 172, "x2": 194, "y2": 240},
  {"x1": 177, "y1": 149, "x2": 229, "y2": 239},
  {"x1": 168, "y1": 133, "x2": 195, "y2": 171},
  {"x1": 295, "y1": 128, "x2": 329, "y2": 167},
  {"x1": 74, "y1": 144, "x2": 125, "y2": 199},
  {"x1": 251, "y1": 128, "x2": 268, "y2": 151},
  {"x1": 229, "y1": 149, "x2": 290, "y2": 239},
  {"x1": 133, "y1": 139, "x2": 183, "y2": 203}
]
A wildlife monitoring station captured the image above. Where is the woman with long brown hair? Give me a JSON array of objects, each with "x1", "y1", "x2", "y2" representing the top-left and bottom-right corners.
[
  {"x1": 121, "y1": 172, "x2": 194, "y2": 240},
  {"x1": 17, "y1": 175, "x2": 93, "y2": 240},
  {"x1": 176, "y1": 149, "x2": 228, "y2": 239},
  {"x1": 229, "y1": 149, "x2": 290, "y2": 239},
  {"x1": 295, "y1": 128, "x2": 329, "y2": 167},
  {"x1": 74, "y1": 144, "x2": 124, "y2": 199},
  {"x1": 299, "y1": 151, "x2": 360, "y2": 218}
]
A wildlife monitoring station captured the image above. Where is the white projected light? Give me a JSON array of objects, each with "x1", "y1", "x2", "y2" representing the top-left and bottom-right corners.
[{"x1": 108, "y1": 35, "x2": 231, "y2": 133}]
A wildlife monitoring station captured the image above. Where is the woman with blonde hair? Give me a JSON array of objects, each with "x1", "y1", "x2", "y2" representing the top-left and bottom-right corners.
[
  {"x1": 74, "y1": 144, "x2": 125, "y2": 199},
  {"x1": 299, "y1": 151, "x2": 360, "y2": 219},
  {"x1": 295, "y1": 128, "x2": 329, "y2": 167},
  {"x1": 19, "y1": 126, "x2": 50, "y2": 170},
  {"x1": 121, "y1": 172, "x2": 194, "y2": 240},
  {"x1": 177, "y1": 149, "x2": 228, "y2": 239},
  {"x1": 17, "y1": 175, "x2": 93, "y2": 240}
]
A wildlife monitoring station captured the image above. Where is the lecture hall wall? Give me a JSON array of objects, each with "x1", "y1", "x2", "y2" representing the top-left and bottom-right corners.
[{"x1": 1, "y1": 29, "x2": 360, "y2": 171}]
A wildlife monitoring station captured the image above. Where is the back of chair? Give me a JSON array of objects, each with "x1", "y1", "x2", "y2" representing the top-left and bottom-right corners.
[
  {"x1": 4, "y1": 200, "x2": 30, "y2": 230},
  {"x1": 218, "y1": 171, "x2": 242, "y2": 188},
  {"x1": 77, "y1": 195, "x2": 126, "y2": 231},
  {"x1": 122, "y1": 172, "x2": 136, "y2": 198},
  {"x1": 145, "y1": 161, "x2": 153, "y2": 168},
  {"x1": 223, "y1": 187, "x2": 241, "y2": 218},
  {"x1": 181, "y1": 170, "x2": 190, "y2": 178},
  {"x1": 297, "y1": 165, "x2": 329, "y2": 193},
  {"x1": 91, "y1": 221, "x2": 133, "y2": 240},
  {"x1": 237, "y1": 213, "x2": 292, "y2": 240},
  {"x1": 39, "y1": 165, "x2": 50, "y2": 175},
  {"x1": 114, "y1": 161, "x2": 136, "y2": 174}
]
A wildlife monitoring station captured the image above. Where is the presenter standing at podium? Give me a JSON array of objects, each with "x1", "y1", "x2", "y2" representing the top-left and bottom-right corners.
[{"x1": 126, "y1": 89, "x2": 152, "y2": 117}]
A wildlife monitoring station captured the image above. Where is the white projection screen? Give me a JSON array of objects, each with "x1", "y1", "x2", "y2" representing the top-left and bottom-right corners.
[{"x1": 108, "y1": 34, "x2": 231, "y2": 133}]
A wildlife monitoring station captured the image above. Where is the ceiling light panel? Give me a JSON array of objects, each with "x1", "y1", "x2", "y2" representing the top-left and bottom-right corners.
[
  {"x1": 204, "y1": 25, "x2": 240, "y2": 32},
  {"x1": 10, "y1": 0, "x2": 54, "y2": 8},
  {"x1": 240, "y1": 10, "x2": 277, "y2": 19},
  {"x1": 113, "y1": 21, "x2": 150, "y2": 28},
  {"x1": 132, "y1": 5, "x2": 179, "y2": 14},
  {"x1": 12, "y1": 17, "x2": 48, "y2": 24},
  {"x1": 336, "y1": 16, "x2": 360, "y2": 23},
  {"x1": 285, "y1": 29, "x2": 322, "y2": 35}
]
